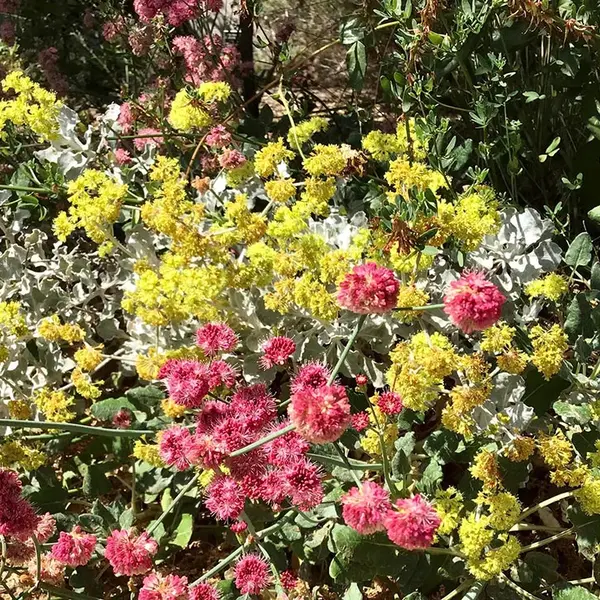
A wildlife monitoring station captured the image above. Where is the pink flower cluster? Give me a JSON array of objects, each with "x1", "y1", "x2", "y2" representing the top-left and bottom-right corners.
[
  {"x1": 172, "y1": 35, "x2": 240, "y2": 86},
  {"x1": 136, "y1": 572, "x2": 220, "y2": 600},
  {"x1": 341, "y1": 485, "x2": 440, "y2": 550},
  {"x1": 0, "y1": 469, "x2": 40, "y2": 540},
  {"x1": 260, "y1": 336, "x2": 296, "y2": 370},
  {"x1": 337, "y1": 262, "x2": 400, "y2": 314},
  {"x1": 51, "y1": 526, "x2": 97, "y2": 567},
  {"x1": 443, "y1": 271, "x2": 505, "y2": 334},
  {"x1": 38, "y1": 47, "x2": 68, "y2": 96},
  {"x1": 377, "y1": 391, "x2": 403, "y2": 416},
  {"x1": 104, "y1": 529, "x2": 158, "y2": 577},
  {"x1": 234, "y1": 554, "x2": 271, "y2": 595},
  {"x1": 6, "y1": 513, "x2": 56, "y2": 565}
]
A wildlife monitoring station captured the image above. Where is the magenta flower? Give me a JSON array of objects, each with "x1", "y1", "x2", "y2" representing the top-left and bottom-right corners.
[
  {"x1": 234, "y1": 554, "x2": 271, "y2": 595},
  {"x1": 139, "y1": 571, "x2": 189, "y2": 600},
  {"x1": 337, "y1": 262, "x2": 399, "y2": 314},
  {"x1": 384, "y1": 494, "x2": 441, "y2": 550},
  {"x1": 51, "y1": 526, "x2": 96, "y2": 567},
  {"x1": 341, "y1": 482, "x2": 391, "y2": 535},
  {"x1": 196, "y1": 323, "x2": 238, "y2": 356},
  {"x1": 260, "y1": 336, "x2": 296, "y2": 370},
  {"x1": 104, "y1": 529, "x2": 158, "y2": 577}
]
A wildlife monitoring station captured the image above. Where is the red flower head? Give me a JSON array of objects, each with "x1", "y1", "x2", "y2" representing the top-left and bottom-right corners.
[
  {"x1": 196, "y1": 323, "x2": 238, "y2": 357},
  {"x1": 351, "y1": 412, "x2": 370, "y2": 432},
  {"x1": 280, "y1": 570, "x2": 299, "y2": 591},
  {"x1": 205, "y1": 476, "x2": 245, "y2": 521},
  {"x1": 139, "y1": 572, "x2": 189, "y2": 600},
  {"x1": 0, "y1": 469, "x2": 39, "y2": 539},
  {"x1": 284, "y1": 458, "x2": 324, "y2": 511},
  {"x1": 190, "y1": 582, "x2": 220, "y2": 600},
  {"x1": 337, "y1": 262, "x2": 399, "y2": 314},
  {"x1": 230, "y1": 384, "x2": 277, "y2": 432},
  {"x1": 206, "y1": 360, "x2": 237, "y2": 390},
  {"x1": 443, "y1": 271, "x2": 506, "y2": 334},
  {"x1": 234, "y1": 554, "x2": 271, "y2": 595},
  {"x1": 288, "y1": 384, "x2": 351, "y2": 444},
  {"x1": 291, "y1": 362, "x2": 331, "y2": 393},
  {"x1": 230, "y1": 521, "x2": 248, "y2": 534},
  {"x1": 260, "y1": 336, "x2": 296, "y2": 370},
  {"x1": 51, "y1": 526, "x2": 96, "y2": 567},
  {"x1": 341, "y1": 482, "x2": 391, "y2": 535},
  {"x1": 377, "y1": 392, "x2": 404, "y2": 416},
  {"x1": 264, "y1": 423, "x2": 310, "y2": 467},
  {"x1": 355, "y1": 374, "x2": 368, "y2": 386},
  {"x1": 158, "y1": 360, "x2": 210, "y2": 408},
  {"x1": 104, "y1": 529, "x2": 158, "y2": 577},
  {"x1": 159, "y1": 426, "x2": 192, "y2": 471},
  {"x1": 384, "y1": 494, "x2": 441, "y2": 550}
]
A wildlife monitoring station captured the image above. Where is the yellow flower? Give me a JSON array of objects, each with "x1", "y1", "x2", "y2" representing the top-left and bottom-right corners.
[
  {"x1": 71, "y1": 368, "x2": 102, "y2": 400},
  {"x1": 537, "y1": 430, "x2": 572, "y2": 470},
  {"x1": 459, "y1": 514, "x2": 493, "y2": 559},
  {"x1": 480, "y1": 323, "x2": 515, "y2": 354},
  {"x1": 0, "y1": 301, "x2": 28, "y2": 337},
  {"x1": 264, "y1": 178, "x2": 296, "y2": 203},
  {"x1": 434, "y1": 487, "x2": 463, "y2": 535},
  {"x1": 0, "y1": 441, "x2": 46, "y2": 471},
  {"x1": 467, "y1": 536, "x2": 521, "y2": 581},
  {"x1": 169, "y1": 89, "x2": 212, "y2": 130},
  {"x1": 133, "y1": 440, "x2": 164, "y2": 467},
  {"x1": 396, "y1": 285, "x2": 430, "y2": 323},
  {"x1": 254, "y1": 139, "x2": 294, "y2": 178},
  {"x1": 525, "y1": 273, "x2": 568, "y2": 302},
  {"x1": 551, "y1": 464, "x2": 589, "y2": 487},
  {"x1": 385, "y1": 158, "x2": 446, "y2": 197},
  {"x1": 287, "y1": 116, "x2": 328, "y2": 149},
  {"x1": 198, "y1": 81, "x2": 231, "y2": 103},
  {"x1": 38, "y1": 315, "x2": 85, "y2": 344},
  {"x1": 497, "y1": 350, "x2": 528, "y2": 375},
  {"x1": 162, "y1": 398, "x2": 187, "y2": 419},
  {"x1": 362, "y1": 130, "x2": 402, "y2": 162},
  {"x1": 74, "y1": 344, "x2": 103, "y2": 372},
  {"x1": 303, "y1": 144, "x2": 347, "y2": 177},
  {"x1": 504, "y1": 436, "x2": 535, "y2": 462},
  {"x1": 470, "y1": 449, "x2": 501, "y2": 491},
  {"x1": 33, "y1": 388, "x2": 76, "y2": 422},
  {"x1": 480, "y1": 492, "x2": 520, "y2": 530},
  {"x1": 576, "y1": 476, "x2": 600, "y2": 515},
  {"x1": 136, "y1": 348, "x2": 165, "y2": 381},
  {"x1": 8, "y1": 399, "x2": 32, "y2": 420},
  {"x1": 530, "y1": 324, "x2": 567, "y2": 379}
]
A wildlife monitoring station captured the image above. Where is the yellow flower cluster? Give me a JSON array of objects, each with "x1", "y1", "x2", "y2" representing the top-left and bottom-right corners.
[
  {"x1": 385, "y1": 158, "x2": 445, "y2": 198},
  {"x1": 434, "y1": 487, "x2": 463, "y2": 535},
  {"x1": 504, "y1": 436, "x2": 536, "y2": 462},
  {"x1": 162, "y1": 398, "x2": 187, "y2": 419},
  {"x1": 198, "y1": 81, "x2": 231, "y2": 103},
  {"x1": 575, "y1": 477, "x2": 600, "y2": 515},
  {"x1": 287, "y1": 117, "x2": 328, "y2": 149},
  {"x1": 362, "y1": 120, "x2": 426, "y2": 162},
  {"x1": 0, "y1": 441, "x2": 46, "y2": 471},
  {"x1": 530, "y1": 324, "x2": 567, "y2": 379},
  {"x1": 525, "y1": 273, "x2": 569, "y2": 302},
  {"x1": 396, "y1": 285, "x2": 429, "y2": 324},
  {"x1": 55, "y1": 169, "x2": 127, "y2": 247},
  {"x1": 133, "y1": 440, "x2": 164, "y2": 467},
  {"x1": 359, "y1": 404, "x2": 397, "y2": 458},
  {"x1": 255, "y1": 139, "x2": 295, "y2": 178},
  {"x1": 537, "y1": 430, "x2": 572, "y2": 470},
  {"x1": 33, "y1": 388, "x2": 76, "y2": 422},
  {"x1": 38, "y1": 315, "x2": 85, "y2": 344},
  {"x1": 0, "y1": 301, "x2": 28, "y2": 337},
  {"x1": 0, "y1": 70, "x2": 62, "y2": 140},
  {"x1": 8, "y1": 399, "x2": 32, "y2": 420},
  {"x1": 71, "y1": 368, "x2": 102, "y2": 400},
  {"x1": 442, "y1": 380, "x2": 491, "y2": 438},
  {"x1": 481, "y1": 323, "x2": 528, "y2": 375},
  {"x1": 74, "y1": 345, "x2": 103, "y2": 371},
  {"x1": 303, "y1": 144, "x2": 347, "y2": 177},
  {"x1": 264, "y1": 178, "x2": 296, "y2": 203},
  {"x1": 386, "y1": 332, "x2": 456, "y2": 411},
  {"x1": 477, "y1": 492, "x2": 520, "y2": 530},
  {"x1": 470, "y1": 449, "x2": 501, "y2": 491},
  {"x1": 169, "y1": 89, "x2": 212, "y2": 131}
]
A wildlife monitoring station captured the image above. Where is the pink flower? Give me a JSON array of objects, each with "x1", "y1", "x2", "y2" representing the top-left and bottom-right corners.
[
  {"x1": 444, "y1": 271, "x2": 506, "y2": 334},
  {"x1": 117, "y1": 102, "x2": 135, "y2": 133},
  {"x1": 195, "y1": 400, "x2": 230, "y2": 433},
  {"x1": 159, "y1": 359, "x2": 210, "y2": 407},
  {"x1": 230, "y1": 384, "x2": 276, "y2": 432},
  {"x1": 288, "y1": 384, "x2": 351, "y2": 444},
  {"x1": 102, "y1": 16, "x2": 126, "y2": 41},
  {"x1": 377, "y1": 392, "x2": 403, "y2": 416},
  {"x1": 206, "y1": 360, "x2": 237, "y2": 389},
  {"x1": 185, "y1": 433, "x2": 225, "y2": 469},
  {"x1": 115, "y1": 148, "x2": 132, "y2": 165},
  {"x1": 264, "y1": 425, "x2": 309, "y2": 466},
  {"x1": 112, "y1": 409, "x2": 132, "y2": 429},
  {"x1": 205, "y1": 476, "x2": 245, "y2": 521},
  {"x1": 34, "y1": 513, "x2": 56, "y2": 543},
  {"x1": 280, "y1": 570, "x2": 298, "y2": 591},
  {"x1": 159, "y1": 426, "x2": 192, "y2": 471},
  {"x1": 260, "y1": 336, "x2": 296, "y2": 370},
  {"x1": 351, "y1": 412, "x2": 370, "y2": 432},
  {"x1": 259, "y1": 469, "x2": 289, "y2": 508},
  {"x1": 205, "y1": 125, "x2": 231, "y2": 148},
  {"x1": 284, "y1": 458, "x2": 323, "y2": 511},
  {"x1": 139, "y1": 572, "x2": 189, "y2": 600},
  {"x1": 337, "y1": 262, "x2": 399, "y2": 314},
  {"x1": 0, "y1": 469, "x2": 39, "y2": 539},
  {"x1": 384, "y1": 495, "x2": 441, "y2": 550},
  {"x1": 51, "y1": 526, "x2": 96, "y2": 567},
  {"x1": 29, "y1": 552, "x2": 65, "y2": 586},
  {"x1": 234, "y1": 554, "x2": 271, "y2": 595},
  {"x1": 355, "y1": 374, "x2": 368, "y2": 386},
  {"x1": 291, "y1": 362, "x2": 331, "y2": 393},
  {"x1": 341, "y1": 482, "x2": 391, "y2": 535},
  {"x1": 230, "y1": 521, "x2": 248, "y2": 534},
  {"x1": 104, "y1": 529, "x2": 158, "y2": 577},
  {"x1": 218, "y1": 149, "x2": 246, "y2": 170},
  {"x1": 196, "y1": 322, "x2": 238, "y2": 356},
  {"x1": 134, "y1": 128, "x2": 164, "y2": 150},
  {"x1": 190, "y1": 582, "x2": 220, "y2": 600}
]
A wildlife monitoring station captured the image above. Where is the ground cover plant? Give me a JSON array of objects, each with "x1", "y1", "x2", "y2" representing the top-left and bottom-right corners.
[{"x1": 1, "y1": 2, "x2": 600, "y2": 600}]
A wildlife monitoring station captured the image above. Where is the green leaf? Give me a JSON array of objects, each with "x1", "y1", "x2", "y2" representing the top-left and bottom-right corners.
[
  {"x1": 524, "y1": 551, "x2": 559, "y2": 584},
  {"x1": 415, "y1": 458, "x2": 443, "y2": 495},
  {"x1": 553, "y1": 400, "x2": 591, "y2": 424},
  {"x1": 344, "y1": 583, "x2": 363, "y2": 600},
  {"x1": 588, "y1": 206, "x2": 600, "y2": 224},
  {"x1": 591, "y1": 262, "x2": 600, "y2": 290},
  {"x1": 81, "y1": 464, "x2": 112, "y2": 498},
  {"x1": 216, "y1": 579, "x2": 237, "y2": 600},
  {"x1": 523, "y1": 370, "x2": 570, "y2": 416},
  {"x1": 119, "y1": 508, "x2": 134, "y2": 529},
  {"x1": 347, "y1": 41, "x2": 367, "y2": 91},
  {"x1": 89, "y1": 397, "x2": 136, "y2": 421},
  {"x1": 392, "y1": 432, "x2": 415, "y2": 479},
  {"x1": 340, "y1": 18, "x2": 365, "y2": 44},
  {"x1": 423, "y1": 430, "x2": 463, "y2": 463},
  {"x1": 553, "y1": 584, "x2": 598, "y2": 600},
  {"x1": 126, "y1": 385, "x2": 164, "y2": 408},
  {"x1": 171, "y1": 513, "x2": 194, "y2": 548},
  {"x1": 564, "y1": 294, "x2": 594, "y2": 341},
  {"x1": 565, "y1": 232, "x2": 593, "y2": 267},
  {"x1": 568, "y1": 504, "x2": 600, "y2": 560}
]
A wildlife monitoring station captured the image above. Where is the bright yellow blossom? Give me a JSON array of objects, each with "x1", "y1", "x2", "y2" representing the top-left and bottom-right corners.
[
  {"x1": 525, "y1": 273, "x2": 569, "y2": 302},
  {"x1": 530, "y1": 324, "x2": 567, "y2": 380}
]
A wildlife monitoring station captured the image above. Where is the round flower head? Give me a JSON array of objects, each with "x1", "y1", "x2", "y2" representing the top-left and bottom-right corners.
[
  {"x1": 190, "y1": 582, "x2": 220, "y2": 600},
  {"x1": 234, "y1": 554, "x2": 272, "y2": 595},
  {"x1": 443, "y1": 272, "x2": 506, "y2": 334},
  {"x1": 205, "y1": 476, "x2": 245, "y2": 521},
  {"x1": 51, "y1": 526, "x2": 97, "y2": 567},
  {"x1": 104, "y1": 529, "x2": 158, "y2": 577},
  {"x1": 260, "y1": 336, "x2": 296, "y2": 370},
  {"x1": 0, "y1": 469, "x2": 39, "y2": 539},
  {"x1": 196, "y1": 323, "x2": 238, "y2": 356},
  {"x1": 158, "y1": 360, "x2": 210, "y2": 408},
  {"x1": 139, "y1": 572, "x2": 189, "y2": 600},
  {"x1": 288, "y1": 384, "x2": 351, "y2": 444},
  {"x1": 341, "y1": 482, "x2": 391, "y2": 535},
  {"x1": 291, "y1": 362, "x2": 331, "y2": 393},
  {"x1": 377, "y1": 392, "x2": 403, "y2": 416},
  {"x1": 384, "y1": 494, "x2": 441, "y2": 550},
  {"x1": 351, "y1": 412, "x2": 370, "y2": 432},
  {"x1": 337, "y1": 262, "x2": 399, "y2": 314},
  {"x1": 284, "y1": 457, "x2": 324, "y2": 510},
  {"x1": 159, "y1": 426, "x2": 193, "y2": 471}
]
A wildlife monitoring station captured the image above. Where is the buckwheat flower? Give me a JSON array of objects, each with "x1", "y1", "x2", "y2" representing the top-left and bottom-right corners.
[
  {"x1": 159, "y1": 426, "x2": 192, "y2": 471},
  {"x1": 185, "y1": 433, "x2": 225, "y2": 469},
  {"x1": 525, "y1": 273, "x2": 568, "y2": 302},
  {"x1": 355, "y1": 374, "x2": 368, "y2": 386},
  {"x1": 0, "y1": 469, "x2": 39, "y2": 538},
  {"x1": 284, "y1": 458, "x2": 324, "y2": 510},
  {"x1": 206, "y1": 360, "x2": 237, "y2": 389},
  {"x1": 115, "y1": 148, "x2": 132, "y2": 165},
  {"x1": 159, "y1": 360, "x2": 210, "y2": 408},
  {"x1": 291, "y1": 362, "x2": 331, "y2": 393},
  {"x1": 530, "y1": 324, "x2": 568, "y2": 380},
  {"x1": 219, "y1": 149, "x2": 246, "y2": 170},
  {"x1": 351, "y1": 412, "x2": 370, "y2": 432},
  {"x1": 230, "y1": 384, "x2": 277, "y2": 432},
  {"x1": 117, "y1": 102, "x2": 134, "y2": 133},
  {"x1": 139, "y1": 572, "x2": 189, "y2": 600},
  {"x1": 104, "y1": 529, "x2": 158, "y2": 577},
  {"x1": 29, "y1": 552, "x2": 65, "y2": 585},
  {"x1": 205, "y1": 125, "x2": 231, "y2": 148},
  {"x1": 112, "y1": 409, "x2": 132, "y2": 429},
  {"x1": 205, "y1": 476, "x2": 245, "y2": 521},
  {"x1": 260, "y1": 336, "x2": 296, "y2": 369},
  {"x1": 384, "y1": 495, "x2": 441, "y2": 550},
  {"x1": 190, "y1": 582, "x2": 220, "y2": 600},
  {"x1": 264, "y1": 424, "x2": 310, "y2": 466},
  {"x1": 230, "y1": 521, "x2": 248, "y2": 534},
  {"x1": 443, "y1": 272, "x2": 505, "y2": 334},
  {"x1": 470, "y1": 449, "x2": 501, "y2": 491},
  {"x1": 575, "y1": 477, "x2": 600, "y2": 515},
  {"x1": 51, "y1": 526, "x2": 96, "y2": 567},
  {"x1": 280, "y1": 570, "x2": 299, "y2": 591},
  {"x1": 288, "y1": 384, "x2": 351, "y2": 444},
  {"x1": 537, "y1": 430, "x2": 572, "y2": 470},
  {"x1": 234, "y1": 554, "x2": 272, "y2": 595},
  {"x1": 33, "y1": 513, "x2": 56, "y2": 543},
  {"x1": 196, "y1": 323, "x2": 238, "y2": 356},
  {"x1": 377, "y1": 391, "x2": 403, "y2": 416},
  {"x1": 341, "y1": 482, "x2": 391, "y2": 535},
  {"x1": 337, "y1": 262, "x2": 399, "y2": 314}
]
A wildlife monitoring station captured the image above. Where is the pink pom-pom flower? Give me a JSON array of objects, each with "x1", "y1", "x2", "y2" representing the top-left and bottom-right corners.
[
  {"x1": 205, "y1": 476, "x2": 245, "y2": 521},
  {"x1": 260, "y1": 336, "x2": 296, "y2": 370},
  {"x1": 341, "y1": 482, "x2": 391, "y2": 535},
  {"x1": 337, "y1": 262, "x2": 399, "y2": 314},
  {"x1": 159, "y1": 426, "x2": 193, "y2": 471},
  {"x1": 51, "y1": 526, "x2": 97, "y2": 567},
  {"x1": 288, "y1": 384, "x2": 351, "y2": 444},
  {"x1": 196, "y1": 323, "x2": 238, "y2": 357},
  {"x1": 139, "y1": 571, "x2": 189, "y2": 600},
  {"x1": 158, "y1": 360, "x2": 210, "y2": 408},
  {"x1": 377, "y1": 391, "x2": 403, "y2": 416},
  {"x1": 234, "y1": 554, "x2": 272, "y2": 595},
  {"x1": 443, "y1": 271, "x2": 506, "y2": 334},
  {"x1": 384, "y1": 494, "x2": 441, "y2": 550},
  {"x1": 351, "y1": 412, "x2": 370, "y2": 432},
  {"x1": 104, "y1": 529, "x2": 158, "y2": 577},
  {"x1": 291, "y1": 362, "x2": 331, "y2": 393},
  {"x1": 0, "y1": 469, "x2": 39, "y2": 539},
  {"x1": 190, "y1": 582, "x2": 220, "y2": 600}
]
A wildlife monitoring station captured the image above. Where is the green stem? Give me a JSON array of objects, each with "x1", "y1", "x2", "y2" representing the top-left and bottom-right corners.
[
  {"x1": 439, "y1": 579, "x2": 476, "y2": 600},
  {"x1": 147, "y1": 472, "x2": 200, "y2": 536},
  {"x1": 229, "y1": 423, "x2": 295, "y2": 458},
  {"x1": 0, "y1": 419, "x2": 153, "y2": 438},
  {"x1": 499, "y1": 574, "x2": 542, "y2": 600},
  {"x1": 0, "y1": 184, "x2": 53, "y2": 193},
  {"x1": 395, "y1": 303, "x2": 445, "y2": 312},
  {"x1": 518, "y1": 490, "x2": 574, "y2": 522},
  {"x1": 519, "y1": 528, "x2": 574, "y2": 553},
  {"x1": 333, "y1": 442, "x2": 362, "y2": 486},
  {"x1": 328, "y1": 314, "x2": 368, "y2": 385},
  {"x1": 307, "y1": 453, "x2": 383, "y2": 471}
]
